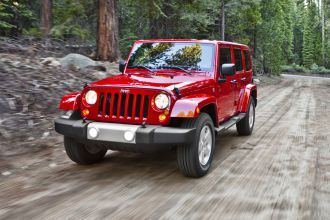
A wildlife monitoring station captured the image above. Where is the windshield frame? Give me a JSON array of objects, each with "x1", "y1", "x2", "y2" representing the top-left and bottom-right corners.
[{"x1": 125, "y1": 41, "x2": 216, "y2": 74}]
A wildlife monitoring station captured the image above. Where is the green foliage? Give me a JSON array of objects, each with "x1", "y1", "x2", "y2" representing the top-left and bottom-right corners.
[
  {"x1": 258, "y1": 0, "x2": 287, "y2": 74},
  {"x1": 225, "y1": 0, "x2": 262, "y2": 45},
  {"x1": 281, "y1": 63, "x2": 330, "y2": 74},
  {"x1": 281, "y1": 64, "x2": 308, "y2": 73},
  {"x1": 51, "y1": 0, "x2": 97, "y2": 40},
  {"x1": 293, "y1": 1, "x2": 305, "y2": 65},
  {"x1": 302, "y1": 1, "x2": 321, "y2": 68},
  {"x1": 0, "y1": 0, "x2": 36, "y2": 36},
  {"x1": 0, "y1": 0, "x2": 329, "y2": 72}
]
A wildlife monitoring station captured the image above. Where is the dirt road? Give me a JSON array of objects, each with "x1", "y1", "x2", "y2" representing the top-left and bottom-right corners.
[{"x1": 0, "y1": 75, "x2": 329, "y2": 220}]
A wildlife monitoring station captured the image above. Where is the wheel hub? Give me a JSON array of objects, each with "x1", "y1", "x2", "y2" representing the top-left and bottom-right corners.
[
  {"x1": 85, "y1": 144, "x2": 102, "y2": 154},
  {"x1": 249, "y1": 102, "x2": 254, "y2": 129},
  {"x1": 198, "y1": 125, "x2": 212, "y2": 166}
]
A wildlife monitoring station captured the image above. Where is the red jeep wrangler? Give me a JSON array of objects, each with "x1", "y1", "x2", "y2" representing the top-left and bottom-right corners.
[{"x1": 55, "y1": 39, "x2": 257, "y2": 177}]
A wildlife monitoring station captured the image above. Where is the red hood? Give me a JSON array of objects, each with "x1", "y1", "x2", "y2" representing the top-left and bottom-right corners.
[{"x1": 88, "y1": 72, "x2": 214, "y2": 95}]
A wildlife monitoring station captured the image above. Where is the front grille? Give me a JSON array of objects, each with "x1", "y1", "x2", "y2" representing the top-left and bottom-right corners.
[{"x1": 98, "y1": 92, "x2": 150, "y2": 120}]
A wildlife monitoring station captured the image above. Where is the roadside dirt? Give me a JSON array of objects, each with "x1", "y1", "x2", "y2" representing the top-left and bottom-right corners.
[{"x1": 0, "y1": 75, "x2": 329, "y2": 220}]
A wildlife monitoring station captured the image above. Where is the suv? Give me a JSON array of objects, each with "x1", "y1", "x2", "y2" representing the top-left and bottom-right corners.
[{"x1": 55, "y1": 39, "x2": 257, "y2": 178}]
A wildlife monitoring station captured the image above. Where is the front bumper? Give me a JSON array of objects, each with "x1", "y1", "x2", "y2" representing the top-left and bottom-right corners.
[{"x1": 54, "y1": 118, "x2": 196, "y2": 146}]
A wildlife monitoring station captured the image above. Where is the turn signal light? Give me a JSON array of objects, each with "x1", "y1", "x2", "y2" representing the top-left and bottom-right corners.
[
  {"x1": 82, "y1": 109, "x2": 90, "y2": 117},
  {"x1": 159, "y1": 114, "x2": 167, "y2": 122}
]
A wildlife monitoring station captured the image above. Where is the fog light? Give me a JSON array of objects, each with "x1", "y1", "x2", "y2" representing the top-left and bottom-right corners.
[
  {"x1": 88, "y1": 127, "x2": 99, "y2": 139},
  {"x1": 124, "y1": 130, "x2": 135, "y2": 142}
]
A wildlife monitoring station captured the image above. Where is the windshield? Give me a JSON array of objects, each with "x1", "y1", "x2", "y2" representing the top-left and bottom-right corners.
[{"x1": 127, "y1": 42, "x2": 215, "y2": 72}]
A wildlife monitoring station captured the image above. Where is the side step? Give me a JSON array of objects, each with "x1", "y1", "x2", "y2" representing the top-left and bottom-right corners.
[{"x1": 215, "y1": 113, "x2": 246, "y2": 134}]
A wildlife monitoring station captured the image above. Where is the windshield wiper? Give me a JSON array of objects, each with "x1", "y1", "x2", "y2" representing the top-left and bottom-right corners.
[
  {"x1": 130, "y1": 65, "x2": 154, "y2": 73},
  {"x1": 161, "y1": 66, "x2": 192, "y2": 75}
]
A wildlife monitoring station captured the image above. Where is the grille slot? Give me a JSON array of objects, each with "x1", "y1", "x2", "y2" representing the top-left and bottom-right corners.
[
  {"x1": 113, "y1": 93, "x2": 119, "y2": 116},
  {"x1": 105, "y1": 93, "x2": 111, "y2": 115},
  {"x1": 99, "y1": 93, "x2": 104, "y2": 115},
  {"x1": 98, "y1": 91, "x2": 150, "y2": 121},
  {"x1": 128, "y1": 94, "x2": 134, "y2": 117},
  {"x1": 120, "y1": 94, "x2": 126, "y2": 117},
  {"x1": 143, "y1": 96, "x2": 149, "y2": 118},
  {"x1": 135, "y1": 95, "x2": 142, "y2": 118}
]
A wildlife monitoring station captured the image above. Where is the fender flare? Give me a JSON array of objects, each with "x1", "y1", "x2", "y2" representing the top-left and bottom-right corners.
[
  {"x1": 237, "y1": 84, "x2": 257, "y2": 113},
  {"x1": 170, "y1": 94, "x2": 217, "y2": 119},
  {"x1": 59, "y1": 92, "x2": 81, "y2": 110}
]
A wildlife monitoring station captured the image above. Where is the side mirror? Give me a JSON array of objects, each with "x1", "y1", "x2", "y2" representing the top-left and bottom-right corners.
[
  {"x1": 221, "y1": 63, "x2": 235, "y2": 76},
  {"x1": 119, "y1": 60, "x2": 126, "y2": 73}
]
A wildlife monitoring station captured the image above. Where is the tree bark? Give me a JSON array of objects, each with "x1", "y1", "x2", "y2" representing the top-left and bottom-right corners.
[
  {"x1": 41, "y1": 0, "x2": 52, "y2": 38},
  {"x1": 220, "y1": 0, "x2": 225, "y2": 41},
  {"x1": 97, "y1": 0, "x2": 120, "y2": 62}
]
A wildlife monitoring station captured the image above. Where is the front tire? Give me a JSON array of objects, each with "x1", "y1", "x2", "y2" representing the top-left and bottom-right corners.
[
  {"x1": 236, "y1": 98, "x2": 255, "y2": 136},
  {"x1": 177, "y1": 113, "x2": 215, "y2": 178},
  {"x1": 64, "y1": 137, "x2": 107, "y2": 165}
]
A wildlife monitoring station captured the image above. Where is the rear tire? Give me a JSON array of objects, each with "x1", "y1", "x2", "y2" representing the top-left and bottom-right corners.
[
  {"x1": 236, "y1": 98, "x2": 255, "y2": 136},
  {"x1": 177, "y1": 113, "x2": 215, "y2": 178},
  {"x1": 64, "y1": 137, "x2": 107, "y2": 165}
]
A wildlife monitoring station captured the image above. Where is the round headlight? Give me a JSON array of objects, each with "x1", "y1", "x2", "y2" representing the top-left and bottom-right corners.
[
  {"x1": 85, "y1": 90, "x2": 97, "y2": 105},
  {"x1": 154, "y1": 93, "x2": 170, "y2": 110}
]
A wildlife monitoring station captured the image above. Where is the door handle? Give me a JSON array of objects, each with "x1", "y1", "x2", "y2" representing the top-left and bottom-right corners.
[
  {"x1": 230, "y1": 80, "x2": 237, "y2": 84},
  {"x1": 241, "y1": 77, "x2": 246, "y2": 82}
]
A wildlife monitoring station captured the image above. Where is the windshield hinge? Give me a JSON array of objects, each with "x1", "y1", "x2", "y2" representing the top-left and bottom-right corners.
[{"x1": 173, "y1": 87, "x2": 182, "y2": 97}]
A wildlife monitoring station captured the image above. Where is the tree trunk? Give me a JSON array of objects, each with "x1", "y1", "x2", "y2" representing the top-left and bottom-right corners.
[
  {"x1": 41, "y1": 0, "x2": 52, "y2": 38},
  {"x1": 97, "y1": 0, "x2": 120, "y2": 62},
  {"x1": 220, "y1": 0, "x2": 225, "y2": 41}
]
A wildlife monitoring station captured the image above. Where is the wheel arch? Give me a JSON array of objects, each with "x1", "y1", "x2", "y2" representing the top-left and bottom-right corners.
[
  {"x1": 237, "y1": 84, "x2": 257, "y2": 113},
  {"x1": 59, "y1": 92, "x2": 81, "y2": 110},
  {"x1": 200, "y1": 104, "x2": 218, "y2": 127},
  {"x1": 170, "y1": 94, "x2": 218, "y2": 126}
]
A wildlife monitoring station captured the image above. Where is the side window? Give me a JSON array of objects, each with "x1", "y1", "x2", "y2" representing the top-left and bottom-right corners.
[
  {"x1": 220, "y1": 48, "x2": 232, "y2": 67},
  {"x1": 244, "y1": 50, "x2": 251, "y2": 70},
  {"x1": 234, "y1": 48, "x2": 243, "y2": 71}
]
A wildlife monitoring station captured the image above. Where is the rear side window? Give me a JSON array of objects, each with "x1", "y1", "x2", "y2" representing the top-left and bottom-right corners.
[
  {"x1": 220, "y1": 48, "x2": 232, "y2": 66},
  {"x1": 244, "y1": 50, "x2": 251, "y2": 70},
  {"x1": 234, "y1": 49, "x2": 243, "y2": 71}
]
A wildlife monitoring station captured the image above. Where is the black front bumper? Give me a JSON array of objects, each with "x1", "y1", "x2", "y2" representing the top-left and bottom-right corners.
[{"x1": 54, "y1": 118, "x2": 196, "y2": 146}]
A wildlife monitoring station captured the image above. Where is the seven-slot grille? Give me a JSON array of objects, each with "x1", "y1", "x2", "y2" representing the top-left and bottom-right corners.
[{"x1": 97, "y1": 92, "x2": 150, "y2": 120}]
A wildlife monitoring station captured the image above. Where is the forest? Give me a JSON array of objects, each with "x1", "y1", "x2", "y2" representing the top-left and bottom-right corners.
[{"x1": 0, "y1": 0, "x2": 329, "y2": 74}]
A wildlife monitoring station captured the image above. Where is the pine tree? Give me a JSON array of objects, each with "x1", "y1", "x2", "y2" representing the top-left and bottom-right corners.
[
  {"x1": 259, "y1": 0, "x2": 286, "y2": 74},
  {"x1": 281, "y1": 0, "x2": 295, "y2": 63},
  {"x1": 303, "y1": 1, "x2": 320, "y2": 68},
  {"x1": 293, "y1": 0, "x2": 305, "y2": 65}
]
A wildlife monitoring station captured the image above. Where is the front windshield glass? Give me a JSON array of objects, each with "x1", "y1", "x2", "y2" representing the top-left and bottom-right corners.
[{"x1": 127, "y1": 42, "x2": 215, "y2": 72}]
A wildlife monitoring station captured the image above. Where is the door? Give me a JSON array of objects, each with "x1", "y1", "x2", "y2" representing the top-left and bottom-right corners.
[
  {"x1": 217, "y1": 46, "x2": 237, "y2": 122},
  {"x1": 241, "y1": 49, "x2": 252, "y2": 87},
  {"x1": 233, "y1": 47, "x2": 244, "y2": 109}
]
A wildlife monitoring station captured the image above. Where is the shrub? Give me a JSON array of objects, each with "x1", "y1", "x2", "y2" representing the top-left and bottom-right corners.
[{"x1": 281, "y1": 63, "x2": 330, "y2": 75}]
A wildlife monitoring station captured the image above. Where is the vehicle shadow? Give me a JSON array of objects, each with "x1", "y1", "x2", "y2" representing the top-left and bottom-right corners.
[{"x1": 50, "y1": 128, "x2": 250, "y2": 184}]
